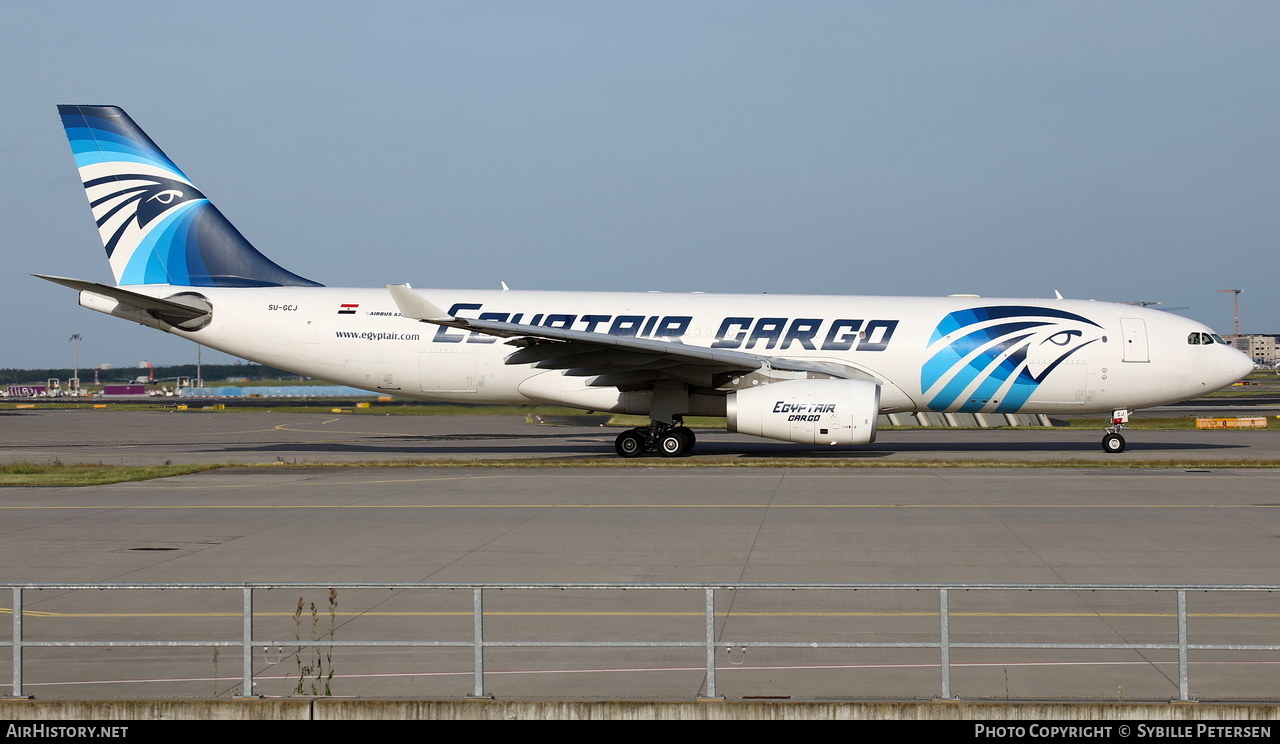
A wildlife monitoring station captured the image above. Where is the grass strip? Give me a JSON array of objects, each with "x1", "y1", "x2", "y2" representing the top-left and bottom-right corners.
[
  {"x1": 4, "y1": 455, "x2": 1280, "y2": 486},
  {"x1": 0, "y1": 462, "x2": 221, "y2": 486},
  {"x1": 0, "y1": 402, "x2": 589, "y2": 416}
]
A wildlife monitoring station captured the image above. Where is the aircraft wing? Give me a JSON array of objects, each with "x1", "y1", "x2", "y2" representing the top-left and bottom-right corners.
[{"x1": 388, "y1": 284, "x2": 867, "y2": 389}]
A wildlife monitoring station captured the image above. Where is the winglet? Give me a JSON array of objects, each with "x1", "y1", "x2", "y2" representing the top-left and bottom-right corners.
[{"x1": 387, "y1": 284, "x2": 455, "y2": 322}]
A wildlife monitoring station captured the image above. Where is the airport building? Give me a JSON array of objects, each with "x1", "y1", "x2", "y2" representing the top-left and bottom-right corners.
[{"x1": 1226, "y1": 334, "x2": 1280, "y2": 366}]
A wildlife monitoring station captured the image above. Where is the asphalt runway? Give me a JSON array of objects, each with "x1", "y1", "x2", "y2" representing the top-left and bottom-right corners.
[
  {"x1": 2, "y1": 408, "x2": 1279, "y2": 464},
  {"x1": 2, "y1": 410, "x2": 1279, "y2": 702}
]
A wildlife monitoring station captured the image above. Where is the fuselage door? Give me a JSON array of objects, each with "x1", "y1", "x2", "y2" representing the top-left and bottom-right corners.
[
  {"x1": 419, "y1": 350, "x2": 478, "y2": 393},
  {"x1": 1120, "y1": 318, "x2": 1150, "y2": 363}
]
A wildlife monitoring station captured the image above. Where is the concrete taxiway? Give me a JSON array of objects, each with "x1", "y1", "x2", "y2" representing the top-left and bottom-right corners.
[
  {"x1": 3, "y1": 468, "x2": 1280, "y2": 701},
  {"x1": 2, "y1": 409, "x2": 1279, "y2": 702},
  {"x1": 2, "y1": 408, "x2": 1279, "y2": 464}
]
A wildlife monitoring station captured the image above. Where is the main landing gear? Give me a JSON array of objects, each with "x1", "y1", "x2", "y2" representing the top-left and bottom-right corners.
[
  {"x1": 615, "y1": 380, "x2": 697, "y2": 458},
  {"x1": 1102, "y1": 409, "x2": 1131, "y2": 453},
  {"x1": 614, "y1": 420, "x2": 697, "y2": 458}
]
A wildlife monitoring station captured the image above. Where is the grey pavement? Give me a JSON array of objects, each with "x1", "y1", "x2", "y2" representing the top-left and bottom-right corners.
[
  {"x1": 2, "y1": 408, "x2": 1279, "y2": 464},
  {"x1": 2, "y1": 459, "x2": 1280, "y2": 701}
]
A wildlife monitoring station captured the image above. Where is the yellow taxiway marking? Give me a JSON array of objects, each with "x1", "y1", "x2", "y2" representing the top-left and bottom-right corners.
[{"x1": 2, "y1": 608, "x2": 1278, "y2": 620}]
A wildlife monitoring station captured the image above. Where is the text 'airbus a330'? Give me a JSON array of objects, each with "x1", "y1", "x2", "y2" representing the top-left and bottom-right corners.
[{"x1": 38, "y1": 106, "x2": 1254, "y2": 457}]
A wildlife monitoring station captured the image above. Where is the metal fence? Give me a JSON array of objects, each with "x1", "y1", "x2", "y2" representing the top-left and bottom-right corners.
[{"x1": 4, "y1": 582, "x2": 1279, "y2": 700}]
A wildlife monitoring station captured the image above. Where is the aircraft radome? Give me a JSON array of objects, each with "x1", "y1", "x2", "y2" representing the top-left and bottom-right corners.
[{"x1": 39, "y1": 106, "x2": 1255, "y2": 457}]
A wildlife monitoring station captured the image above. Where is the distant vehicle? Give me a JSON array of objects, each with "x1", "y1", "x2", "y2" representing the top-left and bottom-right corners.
[{"x1": 40, "y1": 105, "x2": 1253, "y2": 455}]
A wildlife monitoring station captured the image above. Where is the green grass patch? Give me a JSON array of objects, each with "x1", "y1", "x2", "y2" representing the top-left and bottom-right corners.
[
  {"x1": 1056, "y1": 417, "x2": 1203, "y2": 430},
  {"x1": 324, "y1": 404, "x2": 588, "y2": 416},
  {"x1": 0, "y1": 402, "x2": 590, "y2": 416},
  {"x1": 0, "y1": 402, "x2": 181, "y2": 412},
  {"x1": 245, "y1": 404, "x2": 591, "y2": 416},
  {"x1": 1057, "y1": 416, "x2": 1276, "y2": 430},
  {"x1": 0, "y1": 462, "x2": 222, "y2": 486}
]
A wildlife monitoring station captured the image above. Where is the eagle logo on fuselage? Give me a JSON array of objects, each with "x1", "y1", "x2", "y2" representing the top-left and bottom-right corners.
[{"x1": 921, "y1": 305, "x2": 1102, "y2": 413}]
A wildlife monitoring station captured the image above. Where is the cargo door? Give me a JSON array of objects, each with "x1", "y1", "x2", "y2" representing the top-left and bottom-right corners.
[{"x1": 419, "y1": 350, "x2": 478, "y2": 393}]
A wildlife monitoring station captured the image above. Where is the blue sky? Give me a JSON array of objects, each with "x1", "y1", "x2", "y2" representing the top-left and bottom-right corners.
[{"x1": 2, "y1": 1, "x2": 1276, "y2": 370}]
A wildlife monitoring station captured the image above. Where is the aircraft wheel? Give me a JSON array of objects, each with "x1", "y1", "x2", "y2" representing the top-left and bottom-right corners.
[
  {"x1": 1102, "y1": 433, "x2": 1126, "y2": 453},
  {"x1": 659, "y1": 431, "x2": 687, "y2": 458},
  {"x1": 673, "y1": 426, "x2": 696, "y2": 451},
  {"x1": 615, "y1": 430, "x2": 646, "y2": 458}
]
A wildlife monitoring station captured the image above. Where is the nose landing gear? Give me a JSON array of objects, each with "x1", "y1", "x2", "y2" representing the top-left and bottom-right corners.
[{"x1": 1102, "y1": 409, "x2": 1131, "y2": 453}]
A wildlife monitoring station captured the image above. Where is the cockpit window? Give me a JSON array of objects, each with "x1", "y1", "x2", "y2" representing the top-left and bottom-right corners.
[
  {"x1": 1188, "y1": 332, "x2": 1203, "y2": 345},
  {"x1": 1188, "y1": 332, "x2": 1224, "y2": 346},
  {"x1": 1210, "y1": 334, "x2": 1227, "y2": 345}
]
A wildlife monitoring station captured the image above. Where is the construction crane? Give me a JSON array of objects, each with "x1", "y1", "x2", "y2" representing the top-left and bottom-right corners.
[{"x1": 1218, "y1": 289, "x2": 1243, "y2": 335}]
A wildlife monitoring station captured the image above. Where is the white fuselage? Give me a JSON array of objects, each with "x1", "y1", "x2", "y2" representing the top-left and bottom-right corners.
[{"x1": 90, "y1": 285, "x2": 1253, "y2": 416}]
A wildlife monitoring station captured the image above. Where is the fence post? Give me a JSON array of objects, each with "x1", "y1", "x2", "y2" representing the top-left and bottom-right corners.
[
  {"x1": 1177, "y1": 590, "x2": 1190, "y2": 701},
  {"x1": 470, "y1": 587, "x2": 490, "y2": 698},
  {"x1": 241, "y1": 587, "x2": 255, "y2": 697},
  {"x1": 939, "y1": 588, "x2": 953, "y2": 699},
  {"x1": 704, "y1": 587, "x2": 719, "y2": 699},
  {"x1": 11, "y1": 588, "x2": 23, "y2": 699}
]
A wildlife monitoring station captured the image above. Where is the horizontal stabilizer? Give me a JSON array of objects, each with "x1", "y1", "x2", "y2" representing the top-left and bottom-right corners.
[{"x1": 33, "y1": 274, "x2": 211, "y2": 320}]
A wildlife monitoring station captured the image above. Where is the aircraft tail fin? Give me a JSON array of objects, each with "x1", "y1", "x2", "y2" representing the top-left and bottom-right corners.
[{"x1": 57, "y1": 105, "x2": 322, "y2": 288}]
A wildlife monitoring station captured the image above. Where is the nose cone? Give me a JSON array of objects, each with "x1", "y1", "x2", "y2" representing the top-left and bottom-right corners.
[
  {"x1": 1211, "y1": 346, "x2": 1256, "y2": 389},
  {"x1": 1227, "y1": 348, "x2": 1256, "y2": 382}
]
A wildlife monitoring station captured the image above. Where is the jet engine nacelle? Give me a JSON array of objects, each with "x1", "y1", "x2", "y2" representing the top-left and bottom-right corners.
[{"x1": 726, "y1": 378, "x2": 880, "y2": 446}]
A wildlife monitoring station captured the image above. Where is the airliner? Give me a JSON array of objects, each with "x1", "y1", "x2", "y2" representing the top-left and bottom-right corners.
[{"x1": 39, "y1": 105, "x2": 1254, "y2": 457}]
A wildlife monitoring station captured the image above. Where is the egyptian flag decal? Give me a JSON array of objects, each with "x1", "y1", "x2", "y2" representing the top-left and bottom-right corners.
[{"x1": 338, "y1": 303, "x2": 359, "y2": 315}]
